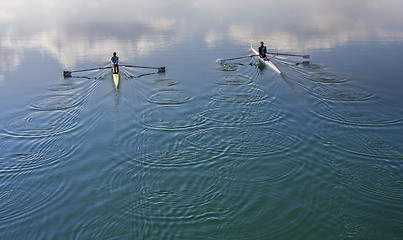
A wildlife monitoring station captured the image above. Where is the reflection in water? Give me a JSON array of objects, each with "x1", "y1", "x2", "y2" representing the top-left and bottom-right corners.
[
  {"x1": 1, "y1": 0, "x2": 403, "y2": 239},
  {"x1": 1, "y1": 0, "x2": 403, "y2": 81}
]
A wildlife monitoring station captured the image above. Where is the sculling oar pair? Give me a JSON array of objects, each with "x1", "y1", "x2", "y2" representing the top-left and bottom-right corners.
[
  {"x1": 63, "y1": 65, "x2": 166, "y2": 77},
  {"x1": 219, "y1": 51, "x2": 310, "y2": 63}
]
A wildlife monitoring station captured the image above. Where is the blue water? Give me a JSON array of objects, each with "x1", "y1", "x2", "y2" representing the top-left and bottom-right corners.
[{"x1": 1, "y1": 1, "x2": 403, "y2": 239}]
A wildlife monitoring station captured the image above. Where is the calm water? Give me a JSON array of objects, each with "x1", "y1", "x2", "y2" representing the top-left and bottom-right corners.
[{"x1": 1, "y1": 1, "x2": 402, "y2": 239}]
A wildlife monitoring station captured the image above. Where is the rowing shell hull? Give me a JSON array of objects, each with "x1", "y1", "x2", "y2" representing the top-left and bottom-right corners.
[
  {"x1": 113, "y1": 73, "x2": 119, "y2": 88},
  {"x1": 251, "y1": 47, "x2": 281, "y2": 74}
]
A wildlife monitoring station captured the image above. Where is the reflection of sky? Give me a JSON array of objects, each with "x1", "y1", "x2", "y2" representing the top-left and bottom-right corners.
[{"x1": 1, "y1": 0, "x2": 403, "y2": 80}]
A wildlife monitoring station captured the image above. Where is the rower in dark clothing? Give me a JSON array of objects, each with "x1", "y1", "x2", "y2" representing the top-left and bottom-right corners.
[
  {"x1": 111, "y1": 52, "x2": 119, "y2": 74},
  {"x1": 258, "y1": 42, "x2": 268, "y2": 60}
]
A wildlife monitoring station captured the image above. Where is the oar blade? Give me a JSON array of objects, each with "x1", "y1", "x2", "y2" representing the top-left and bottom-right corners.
[{"x1": 63, "y1": 71, "x2": 72, "y2": 78}]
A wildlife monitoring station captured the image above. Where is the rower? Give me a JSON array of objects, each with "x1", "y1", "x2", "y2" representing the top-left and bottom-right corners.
[
  {"x1": 258, "y1": 42, "x2": 268, "y2": 60},
  {"x1": 111, "y1": 52, "x2": 119, "y2": 73}
]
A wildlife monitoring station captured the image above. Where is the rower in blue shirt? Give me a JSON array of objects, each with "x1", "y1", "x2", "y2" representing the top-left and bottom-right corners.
[
  {"x1": 258, "y1": 42, "x2": 268, "y2": 60},
  {"x1": 111, "y1": 52, "x2": 119, "y2": 73}
]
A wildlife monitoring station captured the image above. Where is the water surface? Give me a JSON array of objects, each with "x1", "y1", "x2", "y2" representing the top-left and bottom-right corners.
[{"x1": 1, "y1": 1, "x2": 402, "y2": 239}]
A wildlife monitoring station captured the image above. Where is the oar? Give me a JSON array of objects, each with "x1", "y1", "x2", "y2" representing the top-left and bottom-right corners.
[
  {"x1": 63, "y1": 66, "x2": 111, "y2": 77},
  {"x1": 268, "y1": 52, "x2": 310, "y2": 59},
  {"x1": 218, "y1": 55, "x2": 257, "y2": 62},
  {"x1": 122, "y1": 65, "x2": 166, "y2": 72}
]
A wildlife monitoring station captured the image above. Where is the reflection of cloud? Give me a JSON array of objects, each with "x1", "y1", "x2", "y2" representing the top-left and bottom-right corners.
[
  {"x1": 0, "y1": 33, "x2": 22, "y2": 86},
  {"x1": 1, "y1": 0, "x2": 402, "y2": 78},
  {"x1": 214, "y1": 0, "x2": 403, "y2": 51},
  {"x1": 51, "y1": 19, "x2": 180, "y2": 67},
  {"x1": 205, "y1": 30, "x2": 225, "y2": 48},
  {"x1": 0, "y1": 17, "x2": 180, "y2": 78},
  {"x1": 227, "y1": 22, "x2": 366, "y2": 52}
]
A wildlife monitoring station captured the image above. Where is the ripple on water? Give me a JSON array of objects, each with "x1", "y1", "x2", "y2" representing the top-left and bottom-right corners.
[
  {"x1": 137, "y1": 148, "x2": 221, "y2": 168},
  {"x1": 95, "y1": 123, "x2": 307, "y2": 239},
  {"x1": 47, "y1": 77, "x2": 98, "y2": 94},
  {"x1": 301, "y1": 62, "x2": 326, "y2": 70},
  {"x1": 29, "y1": 95, "x2": 81, "y2": 111},
  {"x1": 180, "y1": 126, "x2": 304, "y2": 185},
  {"x1": 319, "y1": 126, "x2": 403, "y2": 161},
  {"x1": 208, "y1": 96, "x2": 273, "y2": 110},
  {"x1": 153, "y1": 78, "x2": 179, "y2": 87},
  {"x1": 4, "y1": 110, "x2": 78, "y2": 137},
  {"x1": 306, "y1": 83, "x2": 374, "y2": 102},
  {"x1": 0, "y1": 137, "x2": 75, "y2": 173},
  {"x1": 148, "y1": 89, "x2": 192, "y2": 105},
  {"x1": 211, "y1": 85, "x2": 268, "y2": 104},
  {"x1": 311, "y1": 100, "x2": 403, "y2": 127},
  {"x1": 215, "y1": 61, "x2": 240, "y2": 71},
  {"x1": 201, "y1": 105, "x2": 281, "y2": 125},
  {"x1": 93, "y1": 157, "x2": 309, "y2": 239},
  {"x1": 0, "y1": 172, "x2": 69, "y2": 228},
  {"x1": 291, "y1": 65, "x2": 347, "y2": 84},
  {"x1": 141, "y1": 105, "x2": 206, "y2": 130},
  {"x1": 325, "y1": 147, "x2": 402, "y2": 218},
  {"x1": 182, "y1": 126, "x2": 303, "y2": 157},
  {"x1": 309, "y1": 71, "x2": 348, "y2": 84},
  {"x1": 216, "y1": 73, "x2": 252, "y2": 85},
  {"x1": 47, "y1": 80, "x2": 82, "y2": 92},
  {"x1": 187, "y1": 172, "x2": 313, "y2": 239},
  {"x1": 117, "y1": 128, "x2": 217, "y2": 168},
  {"x1": 94, "y1": 159, "x2": 229, "y2": 239}
]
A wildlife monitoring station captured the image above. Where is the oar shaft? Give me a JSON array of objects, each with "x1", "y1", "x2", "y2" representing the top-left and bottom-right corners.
[
  {"x1": 123, "y1": 65, "x2": 160, "y2": 70},
  {"x1": 268, "y1": 52, "x2": 310, "y2": 59},
  {"x1": 221, "y1": 55, "x2": 256, "y2": 62},
  {"x1": 123, "y1": 65, "x2": 166, "y2": 72},
  {"x1": 63, "y1": 66, "x2": 112, "y2": 77},
  {"x1": 70, "y1": 66, "x2": 111, "y2": 73}
]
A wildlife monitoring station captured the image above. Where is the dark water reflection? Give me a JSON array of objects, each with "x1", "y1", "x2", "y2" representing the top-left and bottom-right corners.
[{"x1": 1, "y1": 0, "x2": 403, "y2": 239}]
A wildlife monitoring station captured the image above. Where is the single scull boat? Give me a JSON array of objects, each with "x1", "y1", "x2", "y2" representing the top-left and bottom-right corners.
[
  {"x1": 251, "y1": 47, "x2": 281, "y2": 74},
  {"x1": 112, "y1": 70, "x2": 119, "y2": 88}
]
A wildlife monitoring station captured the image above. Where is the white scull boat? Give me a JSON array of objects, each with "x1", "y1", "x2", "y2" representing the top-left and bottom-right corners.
[
  {"x1": 112, "y1": 70, "x2": 119, "y2": 88},
  {"x1": 251, "y1": 47, "x2": 281, "y2": 74}
]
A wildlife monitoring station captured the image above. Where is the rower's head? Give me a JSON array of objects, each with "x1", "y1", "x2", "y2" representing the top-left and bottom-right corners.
[
  {"x1": 260, "y1": 42, "x2": 264, "y2": 46},
  {"x1": 113, "y1": 52, "x2": 117, "y2": 56}
]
